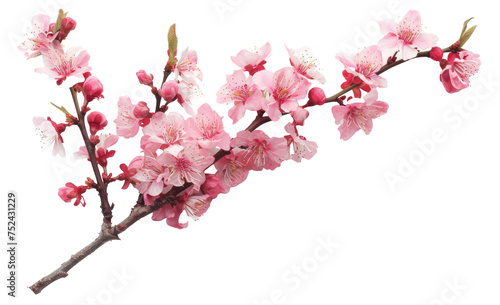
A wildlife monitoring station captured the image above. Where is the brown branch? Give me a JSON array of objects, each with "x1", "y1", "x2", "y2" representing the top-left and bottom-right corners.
[
  {"x1": 30, "y1": 46, "x2": 452, "y2": 294},
  {"x1": 70, "y1": 87, "x2": 113, "y2": 223}
]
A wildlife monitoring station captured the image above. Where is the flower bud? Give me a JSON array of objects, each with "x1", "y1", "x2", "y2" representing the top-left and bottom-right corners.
[
  {"x1": 291, "y1": 107, "x2": 309, "y2": 126},
  {"x1": 136, "y1": 70, "x2": 154, "y2": 86},
  {"x1": 132, "y1": 101, "x2": 150, "y2": 119},
  {"x1": 57, "y1": 17, "x2": 77, "y2": 41},
  {"x1": 83, "y1": 75, "x2": 104, "y2": 102},
  {"x1": 308, "y1": 87, "x2": 326, "y2": 105},
  {"x1": 429, "y1": 47, "x2": 443, "y2": 61},
  {"x1": 87, "y1": 111, "x2": 108, "y2": 135},
  {"x1": 158, "y1": 80, "x2": 179, "y2": 102}
]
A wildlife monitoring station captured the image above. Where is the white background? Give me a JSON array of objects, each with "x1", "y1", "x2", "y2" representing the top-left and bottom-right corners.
[{"x1": 1, "y1": 0, "x2": 499, "y2": 304}]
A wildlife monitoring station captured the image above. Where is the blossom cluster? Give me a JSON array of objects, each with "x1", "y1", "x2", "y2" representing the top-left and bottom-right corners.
[{"x1": 23, "y1": 9, "x2": 480, "y2": 230}]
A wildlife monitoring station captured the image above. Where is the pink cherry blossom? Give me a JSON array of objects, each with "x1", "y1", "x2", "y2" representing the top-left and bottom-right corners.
[
  {"x1": 58, "y1": 182, "x2": 88, "y2": 207},
  {"x1": 34, "y1": 40, "x2": 92, "y2": 85},
  {"x1": 216, "y1": 70, "x2": 268, "y2": 124},
  {"x1": 253, "y1": 67, "x2": 311, "y2": 121},
  {"x1": 33, "y1": 116, "x2": 66, "y2": 157},
  {"x1": 183, "y1": 193, "x2": 211, "y2": 221},
  {"x1": 287, "y1": 46, "x2": 325, "y2": 84},
  {"x1": 18, "y1": 14, "x2": 56, "y2": 58},
  {"x1": 151, "y1": 191, "x2": 211, "y2": 229},
  {"x1": 284, "y1": 123, "x2": 317, "y2": 162},
  {"x1": 74, "y1": 133, "x2": 118, "y2": 169},
  {"x1": 201, "y1": 174, "x2": 225, "y2": 199},
  {"x1": 231, "y1": 42, "x2": 271, "y2": 75},
  {"x1": 132, "y1": 152, "x2": 172, "y2": 206},
  {"x1": 177, "y1": 81, "x2": 202, "y2": 116},
  {"x1": 157, "y1": 145, "x2": 215, "y2": 189},
  {"x1": 173, "y1": 47, "x2": 203, "y2": 83},
  {"x1": 115, "y1": 97, "x2": 150, "y2": 139},
  {"x1": 336, "y1": 45, "x2": 387, "y2": 91},
  {"x1": 184, "y1": 103, "x2": 231, "y2": 150},
  {"x1": 290, "y1": 106, "x2": 309, "y2": 126},
  {"x1": 331, "y1": 90, "x2": 389, "y2": 141},
  {"x1": 378, "y1": 10, "x2": 438, "y2": 60},
  {"x1": 141, "y1": 112, "x2": 185, "y2": 152},
  {"x1": 440, "y1": 50, "x2": 480, "y2": 93},
  {"x1": 152, "y1": 201, "x2": 186, "y2": 229},
  {"x1": 231, "y1": 130, "x2": 288, "y2": 171},
  {"x1": 214, "y1": 151, "x2": 250, "y2": 193}
]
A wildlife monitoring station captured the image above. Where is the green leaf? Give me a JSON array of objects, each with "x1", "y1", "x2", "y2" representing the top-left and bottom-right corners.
[
  {"x1": 460, "y1": 25, "x2": 477, "y2": 48},
  {"x1": 167, "y1": 24, "x2": 178, "y2": 65},
  {"x1": 460, "y1": 17, "x2": 475, "y2": 39},
  {"x1": 53, "y1": 9, "x2": 68, "y2": 34},
  {"x1": 51, "y1": 102, "x2": 71, "y2": 116}
]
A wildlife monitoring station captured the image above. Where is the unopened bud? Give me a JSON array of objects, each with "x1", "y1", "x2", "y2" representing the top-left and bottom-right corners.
[
  {"x1": 308, "y1": 87, "x2": 326, "y2": 105},
  {"x1": 87, "y1": 111, "x2": 108, "y2": 135},
  {"x1": 158, "y1": 80, "x2": 179, "y2": 102},
  {"x1": 136, "y1": 70, "x2": 154, "y2": 86},
  {"x1": 429, "y1": 47, "x2": 443, "y2": 61},
  {"x1": 83, "y1": 75, "x2": 104, "y2": 102},
  {"x1": 133, "y1": 101, "x2": 150, "y2": 118}
]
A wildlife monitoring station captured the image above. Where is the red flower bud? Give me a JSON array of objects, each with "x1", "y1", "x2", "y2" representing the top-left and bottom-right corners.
[
  {"x1": 57, "y1": 17, "x2": 77, "y2": 41},
  {"x1": 87, "y1": 111, "x2": 108, "y2": 135},
  {"x1": 158, "y1": 80, "x2": 179, "y2": 102},
  {"x1": 83, "y1": 75, "x2": 104, "y2": 102},
  {"x1": 430, "y1": 47, "x2": 444, "y2": 61},
  {"x1": 133, "y1": 101, "x2": 150, "y2": 119},
  {"x1": 136, "y1": 70, "x2": 154, "y2": 86},
  {"x1": 308, "y1": 87, "x2": 326, "y2": 105}
]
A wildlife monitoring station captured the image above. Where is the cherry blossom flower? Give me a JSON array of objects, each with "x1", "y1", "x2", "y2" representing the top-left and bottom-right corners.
[
  {"x1": 336, "y1": 45, "x2": 387, "y2": 96},
  {"x1": 214, "y1": 151, "x2": 250, "y2": 193},
  {"x1": 378, "y1": 10, "x2": 438, "y2": 60},
  {"x1": 18, "y1": 14, "x2": 56, "y2": 58},
  {"x1": 58, "y1": 182, "x2": 89, "y2": 207},
  {"x1": 141, "y1": 112, "x2": 185, "y2": 152},
  {"x1": 114, "y1": 96, "x2": 150, "y2": 139},
  {"x1": 290, "y1": 106, "x2": 309, "y2": 126},
  {"x1": 74, "y1": 133, "x2": 119, "y2": 168},
  {"x1": 231, "y1": 42, "x2": 271, "y2": 75},
  {"x1": 35, "y1": 40, "x2": 92, "y2": 85},
  {"x1": 132, "y1": 152, "x2": 171, "y2": 206},
  {"x1": 33, "y1": 116, "x2": 66, "y2": 157},
  {"x1": 184, "y1": 103, "x2": 231, "y2": 150},
  {"x1": 201, "y1": 174, "x2": 225, "y2": 199},
  {"x1": 331, "y1": 90, "x2": 389, "y2": 141},
  {"x1": 177, "y1": 81, "x2": 202, "y2": 116},
  {"x1": 440, "y1": 50, "x2": 480, "y2": 93},
  {"x1": 216, "y1": 70, "x2": 268, "y2": 124},
  {"x1": 183, "y1": 194, "x2": 211, "y2": 221},
  {"x1": 231, "y1": 130, "x2": 288, "y2": 171},
  {"x1": 157, "y1": 145, "x2": 215, "y2": 189},
  {"x1": 151, "y1": 191, "x2": 211, "y2": 229},
  {"x1": 173, "y1": 47, "x2": 203, "y2": 83},
  {"x1": 152, "y1": 201, "x2": 186, "y2": 229},
  {"x1": 253, "y1": 67, "x2": 311, "y2": 121},
  {"x1": 284, "y1": 123, "x2": 317, "y2": 162},
  {"x1": 287, "y1": 46, "x2": 325, "y2": 84}
]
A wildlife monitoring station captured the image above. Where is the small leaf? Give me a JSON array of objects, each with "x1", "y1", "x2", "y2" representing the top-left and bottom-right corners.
[
  {"x1": 53, "y1": 9, "x2": 68, "y2": 34},
  {"x1": 460, "y1": 17, "x2": 475, "y2": 39},
  {"x1": 460, "y1": 25, "x2": 477, "y2": 48},
  {"x1": 167, "y1": 24, "x2": 178, "y2": 65},
  {"x1": 51, "y1": 102, "x2": 71, "y2": 116}
]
